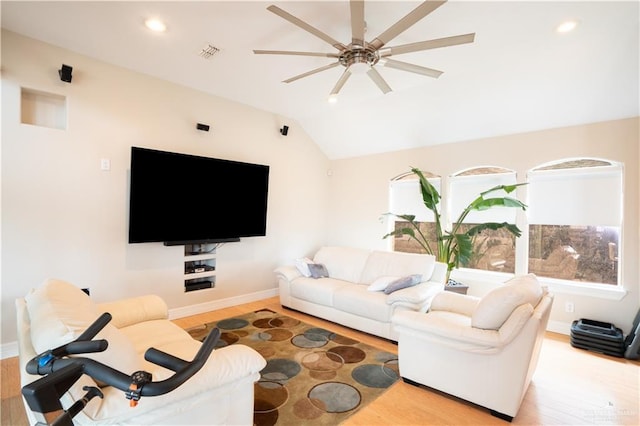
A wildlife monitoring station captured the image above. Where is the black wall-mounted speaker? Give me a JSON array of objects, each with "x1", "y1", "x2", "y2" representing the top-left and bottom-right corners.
[
  {"x1": 197, "y1": 123, "x2": 210, "y2": 132},
  {"x1": 280, "y1": 125, "x2": 289, "y2": 136},
  {"x1": 59, "y1": 64, "x2": 73, "y2": 83}
]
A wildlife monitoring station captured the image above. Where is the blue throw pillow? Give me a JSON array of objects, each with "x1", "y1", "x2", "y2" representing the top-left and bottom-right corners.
[
  {"x1": 308, "y1": 263, "x2": 329, "y2": 279},
  {"x1": 383, "y1": 274, "x2": 422, "y2": 294}
]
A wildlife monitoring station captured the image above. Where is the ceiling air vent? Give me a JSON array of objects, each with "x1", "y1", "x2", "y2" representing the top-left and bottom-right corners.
[{"x1": 198, "y1": 43, "x2": 220, "y2": 59}]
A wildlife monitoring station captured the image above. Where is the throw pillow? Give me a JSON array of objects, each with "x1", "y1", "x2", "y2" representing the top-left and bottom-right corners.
[
  {"x1": 308, "y1": 263, "x2": 329, "y2": 279},
  {"x1": 294, "y1": 257, "x2": 313, "y2": 277},
  {"x1": 367, "y1": 276, "x2": 400, "y2": 292},
  {"x1": 472, "y1": 273, "x2": 543, "y2": 330},
  {"x1": 383, "y1": 274, "x2": 423, "y2": 294}
]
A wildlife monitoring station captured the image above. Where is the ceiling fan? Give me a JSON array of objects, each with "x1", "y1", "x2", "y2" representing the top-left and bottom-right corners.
[{"x1": 253, "y1": 0, "x2": 475, "y2": 98}]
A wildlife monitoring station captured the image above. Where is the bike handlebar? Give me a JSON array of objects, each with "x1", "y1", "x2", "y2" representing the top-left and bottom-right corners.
[{"x1": 26, "y1": 312, "x2": 221, "y2": 397}]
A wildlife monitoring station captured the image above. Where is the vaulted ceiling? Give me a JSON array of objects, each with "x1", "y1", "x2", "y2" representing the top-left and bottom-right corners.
[{"x1": 2, "y1": 1, "x2": 638, "y2": 159}]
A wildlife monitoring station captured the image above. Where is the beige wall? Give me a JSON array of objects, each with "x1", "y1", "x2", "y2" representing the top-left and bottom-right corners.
[
  {"x1": 327, "y1": 118, "x2": 640, "y2": 334},
  {"x1": 1, "y1": 30, "x2": 331, "y2": 347}
]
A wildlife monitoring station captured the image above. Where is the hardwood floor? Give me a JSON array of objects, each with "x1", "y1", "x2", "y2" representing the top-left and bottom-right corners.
[{"x1": 3, "y1": 296, "x2": 639, "y2": 425}]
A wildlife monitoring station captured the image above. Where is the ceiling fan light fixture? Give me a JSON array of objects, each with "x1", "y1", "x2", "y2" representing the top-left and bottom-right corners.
[{"x1": 349, "y1": 62, "x2": 370, "y2": 74}]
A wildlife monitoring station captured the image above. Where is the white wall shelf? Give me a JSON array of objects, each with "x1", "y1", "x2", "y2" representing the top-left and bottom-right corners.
[{"x1": 184, "y1": 243, "x2": 216, "y2": 292}]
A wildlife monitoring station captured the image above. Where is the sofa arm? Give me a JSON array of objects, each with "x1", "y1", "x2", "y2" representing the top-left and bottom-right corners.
[
  {"x1": 97, "y1": 295, "x2": 168, "y2": 329},
  {"x1": 386, "y1": 281, "x2": 443, "y2": 312},
  {"x1": 430, "y1": 291, "x2": 480, "y2": 316},
  {"x1": 393, "y1": 303, "x2": 534, "y2": 353},
  {"x1": 274, "y1": 265, "x2": 302, "y2": 283}
]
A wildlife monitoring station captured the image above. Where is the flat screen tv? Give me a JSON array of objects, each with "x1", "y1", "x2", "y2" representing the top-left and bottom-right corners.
[{"x1": 128, "y1": 147, "x2": 269, "y2": 245}]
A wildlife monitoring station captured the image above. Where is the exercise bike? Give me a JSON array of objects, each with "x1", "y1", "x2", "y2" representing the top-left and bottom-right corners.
[{"x1": 21, "y1": 312, "x2": 220, "y2": 426}]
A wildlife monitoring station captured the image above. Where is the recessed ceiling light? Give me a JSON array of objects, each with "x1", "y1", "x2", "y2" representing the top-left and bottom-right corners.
[
  {"x1": 145, "y1": 18, "x2": 167, "y2": 32},
  {"x1": 556, "y1": 20, "x2": 578, "y2": 33}
]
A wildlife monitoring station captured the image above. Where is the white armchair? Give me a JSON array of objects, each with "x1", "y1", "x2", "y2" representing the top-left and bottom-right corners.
[
  {"x1": 16, "y1": 279, "x2": 266, "y2": 425},
  {"x1": 392, "y1": 274, "x2": 553, "y2": 421}
]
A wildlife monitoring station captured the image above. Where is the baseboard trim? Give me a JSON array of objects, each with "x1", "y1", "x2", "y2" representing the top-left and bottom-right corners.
[
  {"x1": 168, "y1": 288, "x2": 279, "y2": 320},
  {"x1": 1, "y1": 341, "x2": 18, "y2": 360},
  {"x1": 547, "y1": 319, "x2": 571, "y2": 335},
  {"x1": 1, "y1": 289, "x2": 280, "y2": 360}
]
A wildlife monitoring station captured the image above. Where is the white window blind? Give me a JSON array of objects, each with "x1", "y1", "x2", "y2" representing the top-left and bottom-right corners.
[
  {"x1": 449, "y1": 172, "x2": 518, "y2": 224},
  {"x1": 527, "y1": 166, "x2": 622, "y2": 226},
  {"x1": 389, "y1": 178, "x2": 441, "y2": 222}
]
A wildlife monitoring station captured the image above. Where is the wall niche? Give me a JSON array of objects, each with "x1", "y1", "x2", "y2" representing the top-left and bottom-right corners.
[{"x1": 21, "y1": 87, "x2": 67, "y2": 129}]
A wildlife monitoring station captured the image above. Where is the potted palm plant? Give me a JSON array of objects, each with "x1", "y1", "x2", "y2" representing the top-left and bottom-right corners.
[{"x1": 383, "y1": 167, "x2": 527, "y2": 284}]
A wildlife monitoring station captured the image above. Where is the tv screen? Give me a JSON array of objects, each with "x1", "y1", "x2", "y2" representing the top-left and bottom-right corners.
[{"x1": 128, "y1": 147, "x2": 269, "y2": 245}]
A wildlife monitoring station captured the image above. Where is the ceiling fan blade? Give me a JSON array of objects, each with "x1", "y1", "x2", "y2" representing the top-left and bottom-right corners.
[
  {"x1": 253, "y1": 49, "x2": 340, "y2": 58},
  {"x1": 369, "y1": 0, "x2": 447, "y2": 50},
  {"x1": 367, "y1": 67, "x2": 392, "y2": 94},
  {"x1": 267, "y1": 5, "x2": 346, "y2": 51},
  {"x1": 330, "y1": 69, "x2": 352, "y2": 96},
  {"x1": 350, "y1": 0, "x2": 366, "y2": 46},
  {"x1": 381, "y1": 33, "x2": 475, "y2": 57},
  {"x1": 283, "y1": 62, "x2": 340, "y2": 83},
  {"x1": 380, "y1": 58, "x2": 443, "y2": 79}
]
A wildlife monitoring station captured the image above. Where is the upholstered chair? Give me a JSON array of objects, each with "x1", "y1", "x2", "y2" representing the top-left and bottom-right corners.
[{"x1": 392, "y1": 274, "x2": 553, "y2": 421}]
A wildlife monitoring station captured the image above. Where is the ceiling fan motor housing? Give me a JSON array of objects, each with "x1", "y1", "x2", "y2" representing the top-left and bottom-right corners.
[{"x1": 339, "y1": 45, "x2": 380, "y2": 71}]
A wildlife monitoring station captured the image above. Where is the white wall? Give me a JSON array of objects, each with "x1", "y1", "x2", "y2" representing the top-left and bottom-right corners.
[
  {"x1": 1, "y1": 30, "x2": 331, "y2": 348},
  {"x1": 326, "y1": 118, "x2": 640, "y2": 334}
]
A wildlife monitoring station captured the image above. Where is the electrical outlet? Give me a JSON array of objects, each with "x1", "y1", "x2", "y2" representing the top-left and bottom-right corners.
[{"x1": 565, "y1": 301, "x2": 574, "y2": 313}]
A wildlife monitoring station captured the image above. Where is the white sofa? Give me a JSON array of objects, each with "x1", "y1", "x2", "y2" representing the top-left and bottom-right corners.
[
  {"x1": 275, "y1": 246, "x2": 448, "y2": 340},
  {"x1": 16, "y1": 279, "x2": 266, "y2": 425},
  {"x1": 392, "y1": 274, "x2": 554, "y2": 421}
]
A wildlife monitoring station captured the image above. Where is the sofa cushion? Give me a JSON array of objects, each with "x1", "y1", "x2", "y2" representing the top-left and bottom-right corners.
[
  {"x1": 359, "y1": 251, "x2": 436, "y2": 285},
  {"x1": 367, "y1": 276, "x2": 400, "y2": 292},
  {"x1": 290, "y1": 277, "x2": 351, "y2": 307},
  {"x1": 313, "y1": 246, "x2": 371, "y2": 283},
  {"x1": 25, "y1": 278, "x2": 143, "y2": 376},
  {"x1": 472, "y1": 274, "x2": 543, "y2": 330},
  {"x1": 383, "y1": 274, "x2": 422, "y2": 294},
  {"x1": 333, "y1": 286, "x2": 393, "y2": 322}
]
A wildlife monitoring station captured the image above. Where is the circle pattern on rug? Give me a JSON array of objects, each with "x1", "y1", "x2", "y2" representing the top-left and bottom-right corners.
[
  {"x1": 254, "y1": 380, "x2": 288, "y2": 413},
  {"x1": 257, "y1": 328, "x2": 294, "y2": 341},
  {"x1": 270, "y1": 316, "x2": 300, "y2": 328},
  {"x1": 291, "y1": 332, "x2": 329, "y2": 348},
  {"x1": 292, "y1": 396, "x2": 324, "y2": 420},
  {"x1": 261, "y1": 358, "x2": 301, "y2": 383},
  {"x1": 352, "y1": 364, "x2": 399, "y2": 388},
  {"x1": 328, "y1": 346, "x2": 366, "y2": 363},
  {"x1": 301, "y1": 351, "x2": 344, "y2": 372},
  {"x1": 217, "y1": 318, "x2": 249, "y2": 330},
  {"x1": 330, "y1": 334, "x2": 359, "y2": 345},
  {"x1": 305, "y1": 328, "x2": 335, "y2": 340},
  {"x1": 308, "y1": 382, "x2": 361, "y2": 413}
]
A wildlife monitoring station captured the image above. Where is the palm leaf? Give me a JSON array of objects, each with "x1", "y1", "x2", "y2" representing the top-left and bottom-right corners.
[{"x1": 465, "y1": 222, "x2": 523, "y2": 238}]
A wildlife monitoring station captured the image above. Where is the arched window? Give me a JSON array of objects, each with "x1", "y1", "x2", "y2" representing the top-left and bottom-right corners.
[{"x1": 527, "y1": 158, "x2": 622, "y2": 285}]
